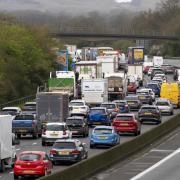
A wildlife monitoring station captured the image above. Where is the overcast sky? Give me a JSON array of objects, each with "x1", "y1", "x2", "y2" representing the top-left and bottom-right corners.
[{"x1": 0, "y1": 0, "x2": 162, "y2": 14}]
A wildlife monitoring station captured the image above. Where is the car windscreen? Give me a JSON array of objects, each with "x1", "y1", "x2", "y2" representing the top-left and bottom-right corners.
[
  {"x1": 156, "y1": 101, "x2": 169, "y2": 106},
  {"x1": 89, "y1": 109, "x2": 105, "y2": 114},
  {"x1": 94, "y1": 128, "x2": 112, "y2": 134},
  {"x1": 46, "y1": 124, "x2": 64, "y2": 131},
  {"x1": 69, "y1": 102, "x2": 84, "y2": 106},
  {"x1": 19, "y1": 154, "x2": 41, "y2": 161},
  {"x1": 66, "y1": 119, "x2": 83, "y2": 124},
  {"x1": 14, "y1": 115, "x2": 34, "y2": 120},
  {"x1": 101, "y1": 104, "x2": 116, "y2": 109},
  {"x1": 115, "y1": 116, "x2": 133, "y2": 121},
  {"x1": 53, "y1": 142, "x2": 76, "y2": 149}
]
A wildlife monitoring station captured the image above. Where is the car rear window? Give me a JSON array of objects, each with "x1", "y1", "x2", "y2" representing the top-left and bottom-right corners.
[
  {"x1": 156, "y1": 101, "x2": 169, "y2": 106},
  {"x1": 46, "y1": 124, "x2": 65, "y2": 131},
  {"x1": 101, "y1": 104, "x2": 116, "y2": 109},
  {"x1": 53, "y1": 142, "x2": 76, "y2": 149},
  {"x1": 69, "y1": 102, "x2": 84, "y2": 106},
  {"x1": 140, "y1": 107, "x2": 157, "y2": 111},
  {"x1": 90, "y1": 109, "x2": 105, "y2": 114},
  {"x1": 115, "y1": 116, "x2": 134, "y2": 121},
  {"x1": 19, "y1": 154, "x2": 41, "y2": 161},
  {"x1": 94, "y1": 128, "x2": 112, "y2": 134},
  {"x1": 125, "y1": 96, "x2": 138, "y2": 100},
  {"x1": 66, "y1": 119, "x2": 83, "y2": 124},
  {"x1": 14, "y1": 115, "x2": 34, "y2": 120}
]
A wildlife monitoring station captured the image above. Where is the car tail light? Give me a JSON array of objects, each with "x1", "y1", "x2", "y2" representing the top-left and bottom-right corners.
[
  {"x1": 129, "y1": 121, "x2": 137, "y2": 127},
  {"x1": 15, "y1": 163, "x2": 21, "y2": 167},
  {"x1": 63, "y1": 131, "x2": 67, "y2": 135},
  {"x1": 113, "y1": 108, "x2": 119, "y2": 112},
  {"x1": 72, "y1": 150, "x2": 80, "y2": 155},
  {"x1": 50, "y1": 149, "x2": 57, "y2": 155}
]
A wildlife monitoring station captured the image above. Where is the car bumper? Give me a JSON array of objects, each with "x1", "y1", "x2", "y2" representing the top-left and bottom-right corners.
[
  {"x1": 139, "y1": 117, "x2": 160, "y2": 122},
  {"x1": 50, "y1": 155, "x2": 80, "y2": 162},
  {"x1": 88, "y1": 121, "x2": 110, "y2": 125},
  {"x1": 13, "y1": 128, "x2": 35, "y2": 134},
  {"x1": 90, "y1": 139, "x2": 117, "y2": 146},
  {"x1": 114, "y1": 126, "x2": 138, "y2": 133},
  {"x1": 42, "y1": 137, "x2": 69, "y2": 143}
]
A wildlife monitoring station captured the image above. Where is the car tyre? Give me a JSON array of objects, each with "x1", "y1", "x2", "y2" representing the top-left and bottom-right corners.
[
  {"x1": 0, "y1": 160, "x2": 5, "y2": 172},
  {"x1": 32, "y1": 133, "x2": 38, "y2": 139},
  {"x1": 14, "y1": 175, "x2": 19, "y2": 180},
  {"x1": 38, "y1": 133, "x2": 42, "y2": 138},
  {"x1": 17, "y1": 134, "x2": 21, "y2": 139},
  {"x1": 157, "y1": 120, "x2": 161, "y2": 124},
  {"x1": 42, "y1": 141, "x2": 46, "y2": 146},
  {"x1": 90, "y1": 144, "x2": 94, "y2": 149}
]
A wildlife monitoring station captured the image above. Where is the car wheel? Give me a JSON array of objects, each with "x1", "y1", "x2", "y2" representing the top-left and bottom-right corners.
[
  {"x1": 38, "y1": 133, "x2": 42, "y2": 138},
  {"x1": 17, "y1": 134, "x2": 21, "y2": 139},
  {"x1": 84, "y1": 152, "x2": 88, "y2": 159},
  {"x1": 14, "y1": 174, "x2": 19, "y2": 180},
  {"x1": 32, "y1": 133, "x2": 38, "y2": 139},
  {"x1": 52, "y1": 161, "x2": 57, "y2": 165},
  {"x1": 42, "y1": 141, "x2": 46, "y2": 146},
  {"x1": 171, "y1": 111, "x2": 174, "y2": 115},
  {"x1": 90, "y1": 144, "x2": 94, "y2": 149},
  {"x1": 157, "y1": 120, "x2": 161, "y2": 124},
  {"x1": 0, "y1": 160, "x2": 5, "y2": 172},
  {"x1": 134, "y1": 130, "x2": 139, "y2": 136}
]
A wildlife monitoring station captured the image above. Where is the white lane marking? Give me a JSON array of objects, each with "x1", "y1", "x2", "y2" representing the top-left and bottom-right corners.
[
  {"x1": 130, "y1": 148, "x2": 180, "y2": 180},
  {"x1": 150, "y1": 149, "x2": 174, "y2": 153},
  {"x1": 16, "y1": 148, "x2": 21, "y2": 151},
  {"x1": 32, "y1": 142, "x2": 37, "y2": 145},
  {"x1": 9, "y1": 171, "x2": 14, "y2": 174}
]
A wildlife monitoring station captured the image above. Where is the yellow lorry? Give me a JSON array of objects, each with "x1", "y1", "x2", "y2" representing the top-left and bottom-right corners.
[{"x1": 160, "y1": 83, "x2": 180, "y2": 108}]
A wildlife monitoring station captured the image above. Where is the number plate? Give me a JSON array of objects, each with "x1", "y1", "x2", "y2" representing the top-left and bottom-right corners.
[
  {"x1": 23, "y1": 170, "x2": 35, "y2": 174},
  {"x1": 144, "y1": 112, "x2": 152, "y2": 115},
  {"x1": 99, "y1": 136, "x2": 107, "y2": 139},
  {"x1": 120, "y1": 123, "x2": 129, "y2": 126},
  {"x1": 58, "y1": 151, "x2": 69, "y2": 155},
  {"x1": 50, "y1": 133, "x2": 58, "y2": 136},
  {"x1": 18, "y1": 130, "x2": 27, "y2": 133}
]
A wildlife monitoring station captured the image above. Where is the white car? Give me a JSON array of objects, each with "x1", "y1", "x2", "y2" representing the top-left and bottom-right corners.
[
  {"x1": 42, "y1": 122, "x2": 72, "y2": 146},
  {"x1": 138, "y1": 88, "x2": 155, "y2": 101},
  {"x1": 69, "y1": 99, "x2": 89, "y2": 117},
  {"x1": 154, "y1": 98, "x2": 174, "y2": 115},
  {"x1": 2, "y1": 107, "x2": 22, "y2": 118},
  {"x1": 154, "y1": 73, "x2": 167, "y2": 82}
]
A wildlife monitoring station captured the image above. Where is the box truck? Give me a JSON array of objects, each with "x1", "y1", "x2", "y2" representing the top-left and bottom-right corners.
[
  {"x1": 127, "y1": 65, "x2": 143, "y2": 87},
  {"x1": 36, "y1": 92, "x2": 69, "y2": 126},
  {"x1": 153, "y1": 56, "x2": 164, "y2": 67},
  {"x1": 81, "y1": 79, "x2": 108, "y2": 105},
  {"x1": 0, "y1": 115, "x2": 17, "y2": 172}
]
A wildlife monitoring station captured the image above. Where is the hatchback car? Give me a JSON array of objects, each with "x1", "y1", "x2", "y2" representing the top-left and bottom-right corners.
[
  {"x1": 113, "y1": 100, "x2": 130, "y2": 113},
  {"x1": 145, "y1": 83, "x2": 161, "y2": 97},
  {"x1": 154, "y1": 98, "x2": 174, "y2": 115},
  {"x1": 90, "y1": 126, "x2": 120, "y2": 148},
  {"x1": 112, "y1": 114, "x2": 141, "y2": 136},
  {"x1": 138, "y1": 88, "x2": 155, "y2": 101},
  {"x1": 69, "y1": 99, "x2": 89, "y2": 117},
  {"x1": 49, "y1": 139, "x2": 88, "y2": 164},
  {"x1": 127, "y1": 82, "x2": 137, "y2": 94},
  {"x1": 13, "y1": 151, "x2": 53, "y2": 179},
  {"x1": 42, "y1": 122, "x2": 72, "y2": 146},
  {"x1": 138, "y1": 105, "x2": 162, "y2": 124},
  {"x1": 124, "y1": 95, "x2": 142, "y2": 111},
  {"x1": 66, "y1": 116, "x2": 89, "y2": 137},
  {"x1": 87, "y1": 107, "x2": 111, "y2": 126},
  {"x1": 137, "y1": 90, "x2": 153, "y2": 105},
  {"x1": 100, "y1": 102, "x2": 119, "y2": 119}
]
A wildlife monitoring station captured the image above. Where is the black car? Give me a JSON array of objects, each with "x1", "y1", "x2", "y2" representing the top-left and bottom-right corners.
[
  {"x1": 66, "y1": 116, "x2": 89, "y2": 137},
  {"x1": 124, "y1": 95, "x2": 142, "y2": 111},
  {"x1": 49, "y1": 139, "x2": 88, "y2": 164},
  {"x1": 138, "y1": 105, "x2": 161, "y2": 124}
]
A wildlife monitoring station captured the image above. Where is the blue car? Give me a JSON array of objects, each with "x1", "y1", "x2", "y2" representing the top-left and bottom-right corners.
[
  {"x1": 90, "y1": 126, "x2": 120, "y2": 148},
  {"x1": 113, "y1": 100, "x2": 130, "y2": 113},
  {"x1": 87, "y1": 107, "x2": 111, "y2": 126},
  {"x1": 145, "y1": 83, "x2": 160, "y2": 97}
]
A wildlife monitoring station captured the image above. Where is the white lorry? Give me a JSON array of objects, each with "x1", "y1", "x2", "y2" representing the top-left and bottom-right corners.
[
  {"x1": 0, "y1": 115, "x2": 17, "y2": 172},
  {"x1": 153, "y1": 56, "x2": 164, "y2": 67},
  {"x1": 127, "y1": 65, "x2": 143, "y2": 87},
  {"x1": 81, "y1": 78, "x2": 108, "y2": 105}
]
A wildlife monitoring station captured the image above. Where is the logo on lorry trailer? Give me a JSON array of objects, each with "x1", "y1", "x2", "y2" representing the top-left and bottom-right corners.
[{"x1": 134, "y1": 49, "x2": 144, "y2": 61}]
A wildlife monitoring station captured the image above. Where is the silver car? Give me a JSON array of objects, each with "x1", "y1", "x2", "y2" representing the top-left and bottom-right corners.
[{"x1": 154, "y1": 98, "x2": 174, "y2": 115}]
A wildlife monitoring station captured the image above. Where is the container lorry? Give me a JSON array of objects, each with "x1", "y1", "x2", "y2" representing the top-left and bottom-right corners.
[
  {"x1": 48, "y1": 71, "x2": 76, "y2": 99},
  {"x1": 0, "y1": 115, "x2": 17, "y2": 172},
  {"x1": 127, "y1": 47, "x2": 145, "y2": 64},
  {"x1": 81, "y1": 78, "x2": 108, "y2": 106},
  {"x1": 127, "y1": 65, "x2": 143, "y2": 87},
  {"x1": 36, "y1": 92, "x2": 69, "y2": 126},
  {"x1": 105, "y1": 72, "x2": 127, "y2": 101}
]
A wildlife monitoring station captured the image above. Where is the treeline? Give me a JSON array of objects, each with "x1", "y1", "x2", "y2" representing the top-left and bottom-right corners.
[{"x1": 0, "y1": 16, "x2": 58, "y2": 104}]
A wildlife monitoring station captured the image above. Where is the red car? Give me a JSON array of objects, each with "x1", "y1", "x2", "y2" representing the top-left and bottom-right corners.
[
  {"x1": 127, "y1": 82, "x2": 137, "y2": 93},
  {"x1": 13, "y1": 151, "x2": 53, "y2": 179},
  {"x1": 112, "y1": 114, "x2": 141, "y2": 136}
]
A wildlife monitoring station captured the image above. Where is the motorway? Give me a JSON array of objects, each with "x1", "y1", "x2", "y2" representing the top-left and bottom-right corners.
[
  {"x1": 0, "y1": 60, "x2": 180, "y2": 180},
  {"x1": 89, "y1": 119, "x2": 180, "y2": 180}
]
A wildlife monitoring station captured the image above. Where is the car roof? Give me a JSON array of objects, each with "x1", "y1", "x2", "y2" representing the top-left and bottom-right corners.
[
  {"x1": 101, "y1": 102, "x2": 116, "y2": 105},
  {"x1": 67, "y1": 116, "x2": 84, "y2": 120},
  {"x1": 70, "y1": 99, "x2": 85, "y2": 103},
  {"x1": 156, "y1": 98, "x2": 169, "y2": 102},
  {"x1": 46, "y1": 122, "x2": 67, "y2": 125},
  {"x1": 55, "y1": 139, "x2": 79, "y2": 143},
  {"x1": 90, "y1": 107, "x2": 106, "y2": 110},
  {"x1": 94, "y1": 126, "x2": 113, "y2": 130},
  {"x1": 2, "y1": 107, "x2": 21, "y2": 110},
  {"x1": 116, "y1": 113, "x2": 134, "y2": 116},
  {"x1": 25, "y1": 102, "x2": 36, "y2": 105},
  {"x1": 113, "y1": 100, "x2": 127, "y2": 103},
  {"x1": 141, "y1": 105, "x2": 157, "y2": 108},
  {"x1": 19, "y1": 151, "x2": 45, "y2": 155}
]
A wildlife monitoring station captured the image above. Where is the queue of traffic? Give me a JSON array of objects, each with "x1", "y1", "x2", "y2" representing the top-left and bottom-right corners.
[{"x1": 0, "y1": 46, "x2": 180, "y2": 180}]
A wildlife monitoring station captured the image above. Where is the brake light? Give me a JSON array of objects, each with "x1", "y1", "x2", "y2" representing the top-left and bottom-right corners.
[
  {"x1": 129, "y1": 121, "x2": 137, "y2": 127},
  {"x1": 113, "y1": 108, "x2": 119, "y2": 112},
  {"x1": 72, "y1": 150, "x2": 80, "y2": 155},
  {"x1": 50, "y1": 149, "x2": 57, "y2": 155},
  {"x1": 63, "y1": 131, "x2": 67, "y2": 135}
]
